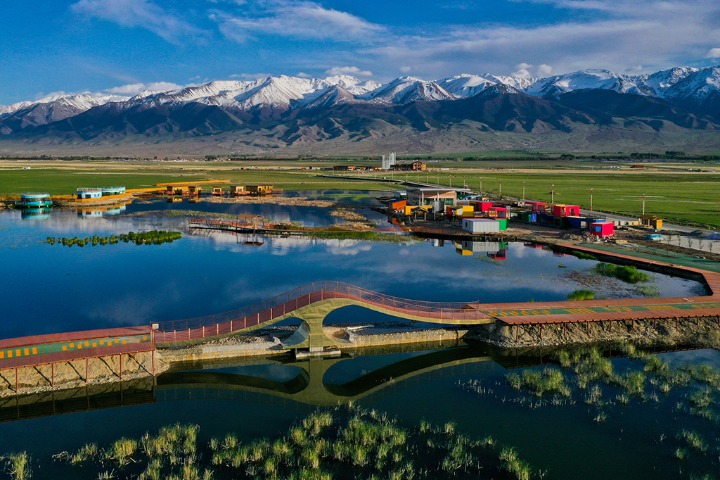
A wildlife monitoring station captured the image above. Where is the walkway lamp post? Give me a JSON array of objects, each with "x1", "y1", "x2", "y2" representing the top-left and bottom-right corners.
[
  {"x1": 499, "y1": 180, "x2": 502, "y2": 198},
  {"x1": 551, "y1": 184, "x2": 555, "y2": 204},
  {"x1": 522, "y1": 181, "x2": 526, "y2": 202},
  {"x1": 589, "y1": 188, "x2": 593, "y2": 211}
]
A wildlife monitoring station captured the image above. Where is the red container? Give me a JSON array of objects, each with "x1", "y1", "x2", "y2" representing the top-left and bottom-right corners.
[
  {"x1": 474, "y1": 201, "x2": 493, "y2": 212},
  {"x1": 553, "y1": 204, "x2": 581, "y2": 217},
  {"x1": 590, "y1": 221, "x2": 614, "y2": 237},
  {"x1": 525, "y1": 201, "x2": 546, "y2": 213}
]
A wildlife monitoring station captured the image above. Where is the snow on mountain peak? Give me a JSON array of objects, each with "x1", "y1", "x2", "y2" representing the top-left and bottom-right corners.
[{"x1": 3, "y1": 66, "x2": 720, "y2": 120}]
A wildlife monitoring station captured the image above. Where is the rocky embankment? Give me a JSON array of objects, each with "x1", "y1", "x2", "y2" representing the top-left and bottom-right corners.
[{"x1": 470, "y1": 316, "x2": 720, "y2": 349}]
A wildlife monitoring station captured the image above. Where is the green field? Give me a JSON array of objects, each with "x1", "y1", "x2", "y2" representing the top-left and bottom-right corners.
[{"x1": 1, "y1": 160, "x2": 718, "y2": 228}]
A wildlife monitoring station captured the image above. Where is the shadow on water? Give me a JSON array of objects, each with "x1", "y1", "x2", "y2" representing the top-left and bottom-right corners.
[
  {"x1": 0, "y1": 378, "x2": 155, "y2": 423},
  {"x1": 0, "y1": 343, "x2": 498, "y2": 421},
  {"x1": 0, "y1": 341, "x2": 711, "y2": 423}
]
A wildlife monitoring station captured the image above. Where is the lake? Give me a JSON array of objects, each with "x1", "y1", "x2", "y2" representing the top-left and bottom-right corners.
[{"x1": 0, "y1": 196, "x2": 716, "y2": 479}]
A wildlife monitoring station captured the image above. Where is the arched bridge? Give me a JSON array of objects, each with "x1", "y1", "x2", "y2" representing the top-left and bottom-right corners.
[
  {"x1": 154, "y1": 245, "x2": 720, "y2": 352},
  {"x1": 154, "y1": 281, "x2": 495, "y2": 351}
]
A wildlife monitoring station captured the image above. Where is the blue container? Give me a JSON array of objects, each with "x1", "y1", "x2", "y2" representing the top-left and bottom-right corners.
[{"x1": 566, "y1": 216, "x2": 592, "y2": 230}]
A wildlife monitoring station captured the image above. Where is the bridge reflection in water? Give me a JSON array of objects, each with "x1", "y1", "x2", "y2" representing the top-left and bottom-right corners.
[
  {"x1": 156, "y1": 346, "x2": 495, "y2": 407},
  {"x1": 0, "y1": 342, "x2": 699, "y2": 422},
  {"x1": 0, "y1": 345, "x2": 503, "y2": 421}
]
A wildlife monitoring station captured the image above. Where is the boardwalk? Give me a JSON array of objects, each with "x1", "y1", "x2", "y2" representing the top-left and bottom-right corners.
[{"x1": 0, "y1": 327, "x2": 155, "y2": 395}]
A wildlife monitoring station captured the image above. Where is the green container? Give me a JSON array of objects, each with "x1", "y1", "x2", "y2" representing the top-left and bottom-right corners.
[{"x1": 498, "y1": 219, "x2": 508, "y2": 231}]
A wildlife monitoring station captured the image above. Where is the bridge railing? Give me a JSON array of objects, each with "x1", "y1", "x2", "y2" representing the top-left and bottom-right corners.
[{"x1": 153, "y1": 281, "x2": 489, "y2": 344}]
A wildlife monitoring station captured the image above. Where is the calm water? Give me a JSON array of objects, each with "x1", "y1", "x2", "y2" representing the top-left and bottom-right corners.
[
  {"x1": 1, "y1": 346, "x2": 719, "y2": 479},
  {"x1": 0, "y1": 198, "x2": 716, "y2": 478},
  {"x1": 0, "y1": 204, "x2": 703, "y2": 338}
]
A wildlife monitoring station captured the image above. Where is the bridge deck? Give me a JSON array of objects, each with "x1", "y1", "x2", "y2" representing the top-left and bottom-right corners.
[{"x1": 0, "y1": 326, "x2": 153, "y2": 370}]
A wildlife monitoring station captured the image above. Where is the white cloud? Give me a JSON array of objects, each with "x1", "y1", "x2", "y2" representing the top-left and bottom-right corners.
[
  {"x1": 536, "y1": 64, "x2": 553, "y2": 76},
  {"x1": 706, "y1": 48, "x2": 720, "y2": 58},
  {"x1": 513, "y1": 63, "x2": 533, "y2": 78},
  {"x1": 512, "y1": 63, "x2": 553, "y2": 78},
  {"x1": 104, "y1": 82, "x2": 183, "y2": 95},
  {"x1": 325, "y1": 66, "x2": 373, "y2": 77},
  {"x1": 400, "y1": 66, "x2": 412, "y2": 73},
  {"x1": 296, "y1": 72, "x2": 313, "y2": 78},
  {"x1": 212, "y1": 1, "x2": 383, "y2": 42},
  {"x1": 365, "y1": 0, "x2": 720, "y2": 79},
  {"x1": 72, "y1": 0, "x2": 203, "y2": 43}
]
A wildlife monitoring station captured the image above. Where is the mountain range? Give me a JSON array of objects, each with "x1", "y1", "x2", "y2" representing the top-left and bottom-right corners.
[{"x1": 1, "y1": 66, "x2": 719, "y2": 154}]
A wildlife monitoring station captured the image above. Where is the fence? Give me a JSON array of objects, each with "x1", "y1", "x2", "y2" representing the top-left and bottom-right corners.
[{"x1": 153, "y1": 281, "x2": 491, "y2": 344}]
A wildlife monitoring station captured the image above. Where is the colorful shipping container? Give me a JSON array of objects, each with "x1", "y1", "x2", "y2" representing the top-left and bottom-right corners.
[{"x1": 590, "y1": 221, "x2": 614, "y2": 237}]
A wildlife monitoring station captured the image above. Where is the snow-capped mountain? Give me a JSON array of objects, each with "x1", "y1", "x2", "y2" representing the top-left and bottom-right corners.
[
  {"x1": 127, "y1": 75, "x2": 381, "y2": 111},
  {"x1": 4, "y1": 66, "x2": 718, "y2": 119},
  {"x1": 1, "y1": 66, "x2": 719, "y2": 148},
  {"x1": 0, "y1": 92, "x2": 128, "y2": 134},
  {"x1": 0, "y1": 92, "x2": 125, "y2": 118},
  {"x1": 438, "y1": 74, "x2": 498, "y2": 98},
  {"x1": 525, "y1": 69, "x2": 645, "y2": 97},
  {"x1": 360, "y1": 76, "x2": 456, "y2": 103}
]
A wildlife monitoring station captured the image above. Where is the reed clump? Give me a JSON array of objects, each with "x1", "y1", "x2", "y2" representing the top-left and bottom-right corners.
[
  {"x1": 567, "y1": 289, "x2": 595, "y2": 300},
  {"x1": 47, "y1": 407, "x2": 536, "y2": 479},
  {"x1": 210, "y1": 405, "x2": 535, "y2": 479},
  {"x1": 47, "y1": 230, "x2": 182, "y2": 248},
  {"x1": 594, "y1": 263, "x2": 649, "y2": 284},
  {"x1": 507, "y1": 368, "x2": 572, "y2": 397},
  {"x1": 1, "y1": 452, "x2": 32, "y2": 480},
  {"x1": 54, "y1": 423, "x2": 203, "y2": 479}
]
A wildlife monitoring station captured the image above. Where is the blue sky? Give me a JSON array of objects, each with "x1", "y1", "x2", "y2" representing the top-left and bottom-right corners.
[{"x1": 2, "y1": 0, "x2": 720, "y2": 105}]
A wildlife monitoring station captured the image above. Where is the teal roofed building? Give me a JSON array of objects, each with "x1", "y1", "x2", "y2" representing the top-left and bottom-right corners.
[{"x1": 18, "y1": 193, "x2": 53, "y2": 208}]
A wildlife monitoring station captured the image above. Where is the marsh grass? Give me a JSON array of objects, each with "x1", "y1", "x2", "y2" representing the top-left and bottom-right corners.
[
  {"x1": 678, "y1": 430, "x2": 708, "y2": 453},
  {"x1": 106, "y1": 438, "x2": 138, "y2": 466},
  {"x1": 207, "y1": 405, "x2": 534, "y2": 479},
  {"x1": 48, "y1": 231, "x2": 182, "y2": 248},
  {"x1": 499, "y1": 447, "x2": 532, "y2": 480},
  {"x1": 507, "y1": 368, "x2": 572, "y2": 397},
  {"x1": 483, "y1": 345, "x2": 719, "y2": 435},
  {"x1": 594, "y1": 263, "x2": 649, "y2": 284},
  {"x1": 567, "y1": 289, "x2": 595, "y2": 301},
  {"x1": 1, "y1": 452, "x2": 32, "y2": 480},
  {"x1": 54, "y1": 423, "x2": 201, "y2": 479}
]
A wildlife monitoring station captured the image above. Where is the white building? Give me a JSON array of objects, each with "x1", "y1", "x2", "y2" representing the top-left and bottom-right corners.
[
  {"x1": 461, "y1": 218, "x2": 500, "y2": 234},
  {"x1": 381, "y1": 152, "x2": 397, "y2": 170}
]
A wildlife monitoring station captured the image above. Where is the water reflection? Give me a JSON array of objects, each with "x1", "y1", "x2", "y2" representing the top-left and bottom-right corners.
[
  {"x1": 0, "y1": 205, "x2": 707, "y2": 339},
  {"x1": 0, "y1": 345, "x2": 495, "y2": 421},
  {"x1": 20, "y1": 207, "x2": 52, "y2": 220}
]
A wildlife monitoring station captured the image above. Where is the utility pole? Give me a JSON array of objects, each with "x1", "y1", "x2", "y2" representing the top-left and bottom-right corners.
[
  {"x1": 499, "y1": 180, "x2": 502, "y2": 198},
  {"x1": 589, "y1": 188, "x2": 593, "y2": 211},
  {"x1": 522, "y1": 181, "x2": 526, "y2": 202},
  {"x1": 642, "y1": 193, "x2": 646, "y2": 215},
  {"x1": 551, "y1": 184, "x2": 555, "y2": 204}
]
